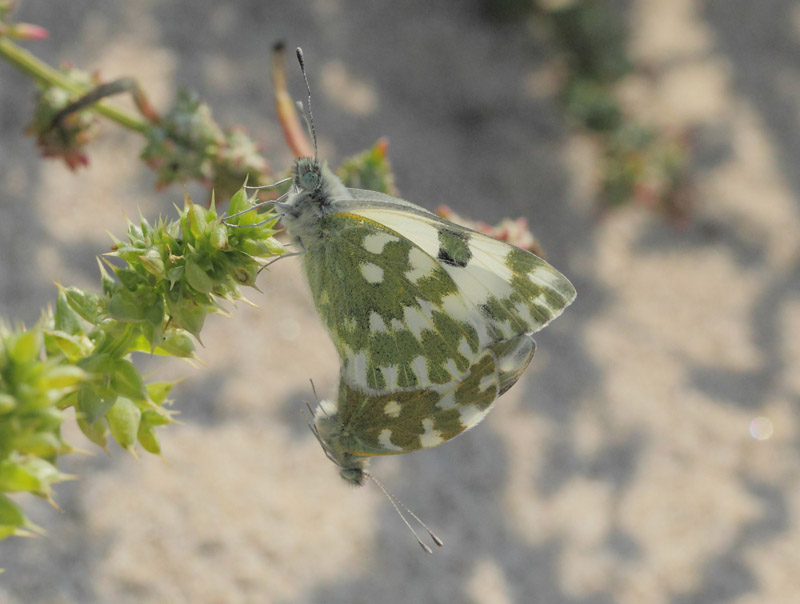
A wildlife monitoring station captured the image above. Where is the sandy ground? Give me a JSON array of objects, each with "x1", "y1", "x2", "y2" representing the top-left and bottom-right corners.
[{"x1": 1, "y1": 1, "x2": 799, "y2": 603}]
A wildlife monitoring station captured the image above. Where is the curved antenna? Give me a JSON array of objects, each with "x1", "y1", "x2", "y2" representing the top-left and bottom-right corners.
[
  {"x1": 366, "y1": 472, "x2": 444, "y2": 554},
  {"x1": 295, "y1": 47, "x2": 318, "y2": 162}
]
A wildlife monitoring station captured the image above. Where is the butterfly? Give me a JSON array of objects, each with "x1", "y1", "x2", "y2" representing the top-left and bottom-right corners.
[{"x1": 231, "y1": 48, "x2": 575, "y2": 527}]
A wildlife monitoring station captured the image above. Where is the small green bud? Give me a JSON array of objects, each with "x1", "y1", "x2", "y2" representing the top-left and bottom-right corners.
[
  {"x1": 106, "y1": 397, "x2": 141, "y2": 452},
  {"x1": 77, "y1": 415, "x2": 108, "y2": 449},
  {"x1": 209, "y1": 223, "x2": 229, "y2": 250},
  {"x1": 186, "y1": 202, "x2": 208, "y2": 240},
  {"x1": 226, "y1": 188, "x2": 251, "y2": 219},
  {"x1": 139, "y1": 248, "x2": 165, "y2": 276},
  {"x1": 137, "y1": 418, "x2": 161, "y2": 455}
]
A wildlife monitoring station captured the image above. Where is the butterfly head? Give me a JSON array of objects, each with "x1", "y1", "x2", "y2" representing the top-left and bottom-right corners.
[
  {"x1": 311, "y1": 398, "x2": 370, "y2": 486},
  {"x1": 293, "y1": 157, "x2": 323, "y2": 193}
]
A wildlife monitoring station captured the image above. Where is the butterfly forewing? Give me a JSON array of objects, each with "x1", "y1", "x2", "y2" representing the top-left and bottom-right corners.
[
  {"x1": 303, "y1": 213, "x2": 484, "y2": 394},
  {"x1": 339, "y1": 199, "x2": 576, "y2": 338}
]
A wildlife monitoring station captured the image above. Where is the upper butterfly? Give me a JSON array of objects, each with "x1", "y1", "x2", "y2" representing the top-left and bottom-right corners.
[{"x1": 238, "y1": 48, "x2": 576, "y2": 488}]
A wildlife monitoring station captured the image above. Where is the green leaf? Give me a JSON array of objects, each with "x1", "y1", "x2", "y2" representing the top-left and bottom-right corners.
[
  {"x1": 186, "y1": 202, "x2": 208, "y2": 239},
  {"x1": 8, "y1": 329, "x2": 41, "y2": 365},
  {"x1": 106, "y1": 397, "x2": 141, "y2": 451},
  {"x1": 167, "y1": 296, "x2": 207, "y2": 338},
  {"x1": 63, "y1": 286, "x2": 103, "y2": 323},
  {"x1": 43, "y1": 330, "x2": 89, "y2": 362},
  {"x1": 146, "y1": 381, "x2": 177, "y2": 406},
  {"x1": 158, "y1": 330, "x2": 196, "y2": 358},
  {"x1": 108, "y1": 290, "x2": 147, "y2": 322},
  {"x1": 0, "y1": 454, "x2": 64, "y2": 495},
  {"x1": 137, "y1": 418, "x2": 161, "y2": 454},
  {"x1": 184, "y1": 257, "x2": 214, "y2": 294},
  {"x1": 76, "y1": 381, "x2": 117, "y2": 424},
  {"x1": 109, "y1": 358, "x2": 147, "y2": 401},
  {"x1": 143, "y1": 298, "x2": 165, "y2": 327},
  {"x1": 54, "y1": 290, "x2": 83, "y2": 335},
  {"x1": 8, "y1": 433, "x2": 63, "y2": 459},
  {"x1": 209, "y1": 224, "x2": 229, "y2": 250},
  {"x1": 39, "y1": 365, "x2": 85, "y2": 390},
  {"x1": 77, "y1": 415, "x2": 108, "y2": 449},
  {"x1": 226, "y1": 188, "x2": 250, "y2": 219},
  {"x1": 0, "y1": 494, "x2": 28, "y2": 540},
  {"x1": 0, "y1": 394, "x2": 15, "y2": 415},
  {"x1": 166, "y1": 265, "x2": 184, "y2": 287},
  {"x1": 139, "y1": 248, "x2": 165, "y2": 276},
  {"x1": 115, "y1": 268, "x2": 142, "y2": 291}
]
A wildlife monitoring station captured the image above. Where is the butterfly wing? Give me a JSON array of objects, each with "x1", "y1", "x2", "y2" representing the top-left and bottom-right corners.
[
  {"x1": 336, "y1": 333, "x2": 536, "y2": 456},
  {"x1": 342, "y1": 191, "x2": 577, "y2": 338},
  {"x1": 304, "y1": 193, "x2": 574, "y2": 454},
  {"x1": 303, "y1": 211, "x2": 485, "y2": 393}
]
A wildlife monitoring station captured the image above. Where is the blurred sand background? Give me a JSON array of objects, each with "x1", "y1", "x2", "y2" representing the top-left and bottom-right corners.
[{"x1": 1, "y1": 1, "x2": 800, "y2": 602}]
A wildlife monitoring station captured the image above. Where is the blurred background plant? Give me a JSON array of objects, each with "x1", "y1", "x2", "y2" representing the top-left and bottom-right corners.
[{"x1": 486, "y1": 0, "x2": 693, "y2": 225}]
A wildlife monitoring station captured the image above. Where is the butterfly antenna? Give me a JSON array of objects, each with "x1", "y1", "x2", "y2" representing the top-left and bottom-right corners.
[
  {"x1": 366, "y1": 472, "x2": 443, "y2": 553},
  {"x1": 295, "y1": 47, "x2": 318, "y2": 163},
  {"x1": 223, "y1": 190, "x2": 291, "y2": 223},
  {"x1": 301, "y1": 404, "x2": 337, "y2": 462},
  {"x1": 243, "y1": 176, "x2": 293, "y2": 191}
]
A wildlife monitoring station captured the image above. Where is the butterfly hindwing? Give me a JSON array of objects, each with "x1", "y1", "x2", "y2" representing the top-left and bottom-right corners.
[{"x1": 334, "y1": 332, "x2": 536, "y2": 455}]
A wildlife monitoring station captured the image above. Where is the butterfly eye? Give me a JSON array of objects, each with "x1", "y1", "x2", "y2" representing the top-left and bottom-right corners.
[{"x1": 300, "y1": 169, "x2": 320, "y2": 191}]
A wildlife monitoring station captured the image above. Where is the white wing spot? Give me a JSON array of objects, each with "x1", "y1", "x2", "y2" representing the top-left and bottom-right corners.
[
  {"x1": 360, "y1": 262, "x2": 384, "y2": 284},
  {"x1": 390, "y1": 318, "x2": 405, "y2": 330},
  {"x1": 419, "y1": 418, "x2": 444, "y2": 448},
  {"x1": 381, "y1": 365, "x2": 399, "y2": 389},
  {"x1": 384, "y1": 400, "x2": 401, "y2": 418},
  {"x1": 459, "y1": 404, "x2": 490, "y2": 428},
  {"x1": 529, "y1": 266, "x2": 563, "y2": 288},
  {"x1": 369, "y1": 311, "x2": 388, "y2": 333},
  {"x1": 405, "y1": 247, "x2": 436, "y2": 282},
  {"x1": 349, "y1": 350, "x2": 369, "y2": 388},
  {"x1": 403, "y1": 306, "x2": 429, "y2": 339},
  {"x1": 363, "y1": 232, "x2": 399, "y2": 254},
  {"x1": 458, "y1": 337, "x2": 475, "y2": 360},
  {"x1": 415, "y1": 297, "x2": 437, "y2": 320},
  {"x1": 378, "y1": 428, "x2": 404, "y2": 452},
  {"x1": 444, "y1": 359, "x2": 460, "y2": 379},
  {"x1": 411, "y1": 355, "x2": 430, "y2": 385},
  {"x1": 442, "y1": 266, "x2": 494, "y2": 305},
  {"x1": 436, "y1": 391, "x2": 458, "y2": 410},
  {"x1": 479, "y1": 371, "x2": 496, "y2": 393}
]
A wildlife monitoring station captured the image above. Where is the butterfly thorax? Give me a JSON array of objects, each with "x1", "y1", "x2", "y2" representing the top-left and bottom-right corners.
[
  {"x1": 313, "y1": 399, "x2": 369, "y2": 486},
  {"x1": 282, "y1": 158, "x2": 353, "y2": 248}
]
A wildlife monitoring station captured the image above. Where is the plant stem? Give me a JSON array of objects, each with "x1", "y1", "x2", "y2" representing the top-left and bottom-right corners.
[{"x1": 0, "y1": 37, "x2": 149, "y2": 133}]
